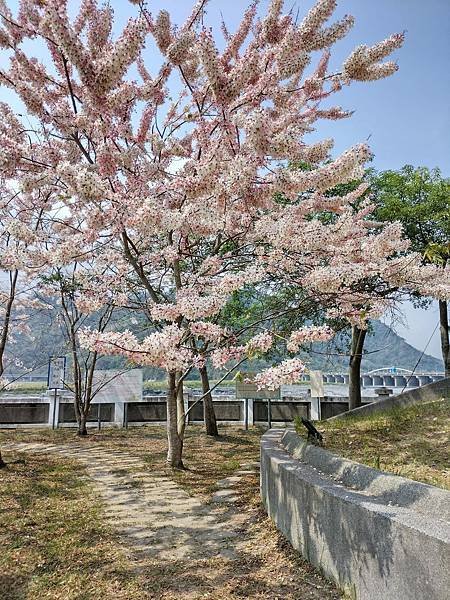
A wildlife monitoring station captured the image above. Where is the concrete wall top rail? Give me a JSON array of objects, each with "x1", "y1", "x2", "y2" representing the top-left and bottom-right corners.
[
  {"x1": 329, "y1": 376, "x2": 450, "y2": 421},
  {"x1": 0, "y1": 395, "x2": 47, "y2": 403},
  {"x1": 261, "y1": 429, "x2": 450, "y2": 600},
  {"x1": 281, "y1": 429, "x2": 450, "y2": 521}
]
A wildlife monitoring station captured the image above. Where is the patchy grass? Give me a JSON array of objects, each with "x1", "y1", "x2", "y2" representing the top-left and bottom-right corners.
[
  {"x1": 1, "y1": 381, "x2": 46, "y2": 394},
  {"x1": 314, "y1": 398, "x2": 450, "y2": 490},
  {"x1": 143, "y1": 379, "x2": 236, "y2": 392},
  {"x1": 136, "y1": 518, "x2": 342, "y2": 600},
  {"x1": 0, "y1": 425, "x2": 342, "y2": 599},
  {"x1": 0, "y1": 453, "x2": 147, "y2": 600},
  {"x1": 171, "y1": 427, "x2": 262, "y2": 497}
]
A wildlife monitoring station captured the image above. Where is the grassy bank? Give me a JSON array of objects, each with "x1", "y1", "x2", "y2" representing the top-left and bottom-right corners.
[
  {"x1": 315, "y1": 398, "x2": 450, "y2": 490},
  {"x1": 2, "y1": 381, "x2": 47, "y2": 394}
]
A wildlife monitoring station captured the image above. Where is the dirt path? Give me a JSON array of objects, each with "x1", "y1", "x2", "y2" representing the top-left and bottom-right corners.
[{"x1": 1, "y1": 441, "x2": 259, "y2": 561}]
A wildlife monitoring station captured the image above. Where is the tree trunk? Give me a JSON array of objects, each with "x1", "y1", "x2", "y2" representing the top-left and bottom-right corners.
[
  {"x1": 439, "y1": 300, "x2": 450, "y2": 377},
  {"x1": 0, "y1": 449, "x2": 6, "y2": 468},
  {"x1": 199, "y1": 365, "x2": 218, "y2": 436},
  {"x1": 348, "y1": 325, "x2": 367, "y2": 411},
  {"x1": 74, "y1": 397, "x2": 89, "y2": 436},
  {"x1": 77, "y1": 411, "x2": 88, "y2": 436},
  {"x1": 166, "y1": 372, "x2": 184, "y2": 468},
  {"x1": 176, "y1": 373, "x2": 186, "y2": 438}
]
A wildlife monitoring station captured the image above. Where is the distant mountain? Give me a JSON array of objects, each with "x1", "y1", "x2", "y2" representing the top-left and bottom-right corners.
[
  {"x1": 306, "y1": 320, "x2": 443, "y2": 373},
  {"x1": 6, "y1": 314, "x2": 443, "y2": 377}
]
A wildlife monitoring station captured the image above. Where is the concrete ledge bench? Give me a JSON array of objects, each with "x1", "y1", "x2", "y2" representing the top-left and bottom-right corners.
[{"x1": 260, "y1": 429, "x2": 450, "y2": 600}]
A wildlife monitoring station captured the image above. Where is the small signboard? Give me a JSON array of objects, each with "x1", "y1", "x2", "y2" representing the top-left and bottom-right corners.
[
  {"x1": 309, "y1": 370, "x2": 324, "y2": 398},
  {"x1": 47, "y1": 356, "x2": 66, "y2": 390},
  {"x1": 92, "y1": 369, "x2": 142, "y2": 403},
  {"x1": 235, "y1": 372, "x2": 280, "y2": 399}
]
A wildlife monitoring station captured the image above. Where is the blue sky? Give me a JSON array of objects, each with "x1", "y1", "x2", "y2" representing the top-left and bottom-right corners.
[
  {"x1": 2, "y1": 0, "x2": 449, "y2": 359},
  {"x1": 134, "y1": 0, "x2": 450, "y2": 175}
]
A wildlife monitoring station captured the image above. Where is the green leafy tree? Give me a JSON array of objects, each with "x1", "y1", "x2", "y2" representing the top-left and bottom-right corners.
[{"x1": 371, "y1": 166, "x2": 450, "y2": 376}]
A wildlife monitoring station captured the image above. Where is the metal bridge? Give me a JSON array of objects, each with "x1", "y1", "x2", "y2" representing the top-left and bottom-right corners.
[{"x1": 300, "y1": 369, "x2": 445, "y2": 388}]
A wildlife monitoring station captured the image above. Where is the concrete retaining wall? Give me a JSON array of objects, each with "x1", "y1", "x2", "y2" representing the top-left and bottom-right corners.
[
  {"x1": 261, "y1": 429, "x2": 450, "y2": 600},
  {"x1": 0, "y1": 394, "x2": 373, "y2": 428},
  {"x1": 329, "y1": 377, "x2": 450, "y2": 421}
]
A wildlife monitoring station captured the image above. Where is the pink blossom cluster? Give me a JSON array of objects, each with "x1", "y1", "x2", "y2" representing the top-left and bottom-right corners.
[
  {"x1": 79, "y1": 324, "x2": 193, "y2": 372},
  {"x1": 75, "y1": 293, "x2": 109, "y2": 315},
  {"x1": 287, "y1": 326, "x2": 334, "y2": 353},
  {"x1": 211, "y1": 345, "x2": 246, "y2": 369},
  {"x1": 254, "y1": 358, "x2": 306, "y2": 390},
  {"x1": 190, "y1": 321, "x2": 228, "y2": 342},
  {"x1": 343, "y1": 33, "x2": 404, "y2": 82},
  {"x1": 150, "y1": 292, "x2": 229, "y2": 322},
  {"x1": 245, "y1": 331, "x2": 274, "y2": 355}
]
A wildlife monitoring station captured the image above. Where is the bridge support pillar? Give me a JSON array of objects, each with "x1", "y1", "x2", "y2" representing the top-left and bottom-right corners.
[
  {"x1": 407, "y1": 375, "x2": 419, "y2": 388},
  {"x1": 394, "y1": 375, "x2": 406, "y2": 388},
  {"x1": 362, "y1": 375, "x2": 373, "y2": 387}
]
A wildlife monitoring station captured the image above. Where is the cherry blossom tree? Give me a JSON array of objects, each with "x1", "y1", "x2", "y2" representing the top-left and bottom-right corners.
[
  {"x1": 1, "y1": 0, "x2": 449, "y2": 467},
  {"x1": 40, "y1": 262, "x2": 118, "y2": 435},
  {"x1": 252, "y1": 178, "x2": 450, "y2": 396},
  {"x1": 0, "y1": 180, "x2": 51, "y2": 465}
]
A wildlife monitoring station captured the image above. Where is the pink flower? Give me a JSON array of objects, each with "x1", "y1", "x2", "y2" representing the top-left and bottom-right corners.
[
  {"x1": 287, "y1": 326, "x2": 334, "y2": 353},
  {"x1": 254, "y1": 359, "x2": 306, "y2": 390}
]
